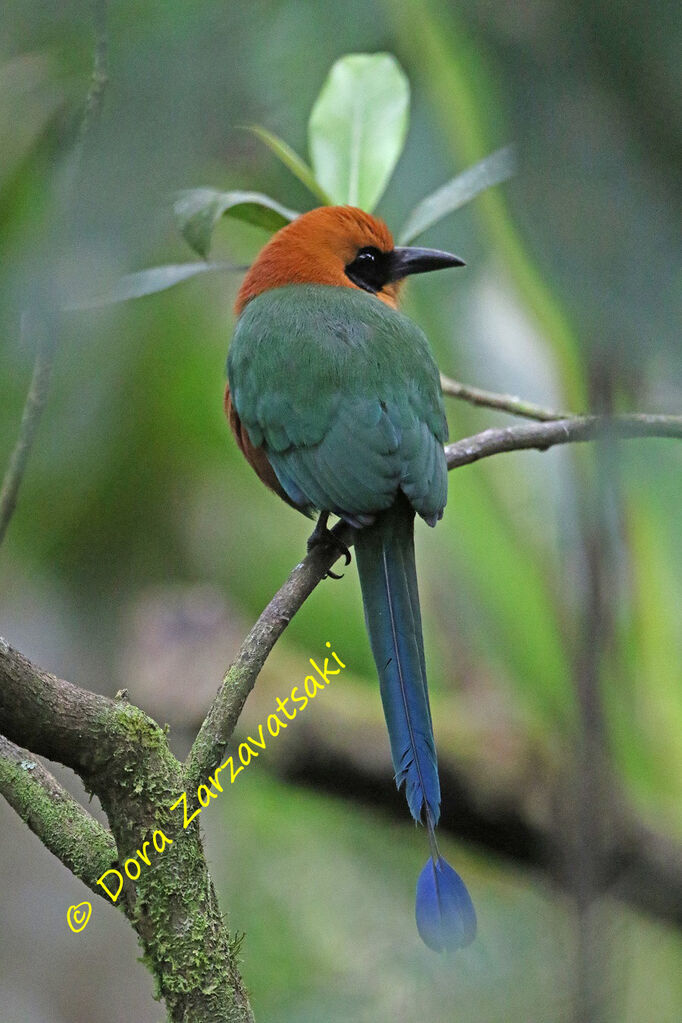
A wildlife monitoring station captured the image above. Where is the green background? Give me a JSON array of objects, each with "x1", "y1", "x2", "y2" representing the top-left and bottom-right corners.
[{"x1": 0, "y1": 1, "x2": 680, "y2": 1021}]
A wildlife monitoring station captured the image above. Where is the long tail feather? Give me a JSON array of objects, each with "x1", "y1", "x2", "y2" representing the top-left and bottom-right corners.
[
  {"x1": 355, "y1": 493, "x2": 476, "y2": 951},
  {"x1": 355, "y1": 495, "x2": 440, "y2": 826}
]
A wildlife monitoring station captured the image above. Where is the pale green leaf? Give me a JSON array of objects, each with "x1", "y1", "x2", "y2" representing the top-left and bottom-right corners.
[
  {"x1": 65, "y1": 262, "x2": 242, "y2": 309},
  {"x1": 398, "y1": 145, "x2": 516, "y2": 244},
  {"x1": 248, "y1": 126, "x2": 332, "y2": 204},
  {"x1": 174, "y1": 188, "x2": 299, "y2": 258},
  {"x1": 308, "y1": 53, "x2": 410, "y2": 211}
]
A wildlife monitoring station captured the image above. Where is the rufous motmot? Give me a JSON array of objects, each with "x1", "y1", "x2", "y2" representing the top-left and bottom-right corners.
[{"x1": 225, "y1": 205, "x2": 476, "y2": 952}]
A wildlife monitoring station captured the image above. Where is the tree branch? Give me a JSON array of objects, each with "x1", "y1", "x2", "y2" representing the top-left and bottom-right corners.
[
  {"x1": 187, "y1": 410, "x2": 681, "y2": 789},
  {"x1": 445, "y1": 414, "x2": 682, "y2": 469},
  {"x1": 0, "y1": 635, "x2": 133, "y2": 775},
  {"x1": 0, "y1": 637, "x2": 254, "y2": 1022},
  {"x1": 440, "y1": 372, "x2": 572, "y2": 421},
  {"x1": 0, "y1": 734, "x2": 117, "y2": 897},
  {"x1": 185, "y1": 532, "x2": 353, "y2": 790}
]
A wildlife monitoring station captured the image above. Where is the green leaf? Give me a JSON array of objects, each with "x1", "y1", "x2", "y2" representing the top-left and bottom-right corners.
[
  {"x1": 398, "y1": 145, "x2": 516, "y2": 244},
  {"x1": 308, "y1": 53, "x2": 410, "y2": 211},
  {"x1": 65, "y1": 262, "x2": 242, "y2": 309},
  {"x1": 174, "y1": 188, "x2": 299, "y2": 258},
  {"x1": 247, "y1": 126, "x2": 332, "y2": 205}
]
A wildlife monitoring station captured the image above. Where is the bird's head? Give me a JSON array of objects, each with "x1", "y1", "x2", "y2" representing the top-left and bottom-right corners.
[{"x1": 235, "y1": 205, "x2": 464, "y2": 315}]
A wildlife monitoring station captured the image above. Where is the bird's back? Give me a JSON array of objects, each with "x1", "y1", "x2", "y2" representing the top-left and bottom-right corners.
[{"x1": 227, "y1": 283, "x2": 448, "y2": 525}]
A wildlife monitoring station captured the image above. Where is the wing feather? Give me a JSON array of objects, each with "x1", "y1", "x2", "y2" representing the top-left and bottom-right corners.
[{"x1": 227, "y1": 284, "x2": 448, "y2": 523}]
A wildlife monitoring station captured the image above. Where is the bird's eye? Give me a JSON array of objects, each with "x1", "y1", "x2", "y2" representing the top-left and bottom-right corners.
[{"x1": 345, "y1": 246, "x2": 390, "y2": 294}]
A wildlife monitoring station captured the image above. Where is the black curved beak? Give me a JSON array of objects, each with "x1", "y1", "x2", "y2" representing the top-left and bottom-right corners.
[{"x1": 389, "y1": 245, "x2": 465, "y2": 281}]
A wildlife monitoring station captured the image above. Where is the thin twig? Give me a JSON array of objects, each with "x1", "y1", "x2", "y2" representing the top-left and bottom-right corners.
[
  {"x1": 184, "y1": 530, "x2": 353, "y2": 790},
  {"x1": 186, "y1": 410, "x2": 681, "y2": 787},
  {"x1": 440, "y1": 372, "x2": 573, "y2": 421},
  {"x1": 0, "y1": 316, "x2": 56, "y2": 545},
  {"x1": 0, "y1": 0, "x2": 109, "y2": 550},
  {"x1": 0, "y1": 734, "x2": 117, "y2": 897},
  {"x1": 72, "y1": 0, "x2": 109, "y2": 177},
  {"x1": 445, "y1": 414, "x2": 682, "y2": 469}
]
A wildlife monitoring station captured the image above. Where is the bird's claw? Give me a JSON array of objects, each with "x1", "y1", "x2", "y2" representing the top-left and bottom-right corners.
[{"x1": 307, "y1": 514, "x2": 352, "y2": 580}]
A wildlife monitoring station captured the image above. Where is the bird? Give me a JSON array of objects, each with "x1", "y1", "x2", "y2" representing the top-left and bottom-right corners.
[{"x1": 225, "y1": 205, "x2": 476, "y2": 952}]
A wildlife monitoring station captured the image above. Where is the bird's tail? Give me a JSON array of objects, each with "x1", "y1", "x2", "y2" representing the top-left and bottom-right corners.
[
  {"x1": 355, "y1": 495, "x2": 440, "y2": 827},
  {"x1": 355, "y1": 494, "x2": 476, "y2": 952}
]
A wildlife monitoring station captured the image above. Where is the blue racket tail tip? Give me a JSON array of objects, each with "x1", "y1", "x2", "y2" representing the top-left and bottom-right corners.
[{"x1": 415, "y1": 853, "x2": 477, "y2": 952}]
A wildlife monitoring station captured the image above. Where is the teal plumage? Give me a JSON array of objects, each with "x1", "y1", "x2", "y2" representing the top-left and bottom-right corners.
[
  {"x1": 230, "y1": 282, "x2": 447, "y2": 825},
  {"x1": 229, "y1": 284, "x2": 448, "y2": 528},
  {"x1": 226, "y1": 207, "x2": 476, "y2": 951},
  {"x1": 355, "y1": 496, "x2": 440, "y2": 827}
]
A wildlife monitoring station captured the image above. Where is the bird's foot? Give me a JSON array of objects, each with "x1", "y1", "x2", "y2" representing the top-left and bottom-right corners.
[{"x1": 307, "y1": 513, "x2": 352, "y2": 580}]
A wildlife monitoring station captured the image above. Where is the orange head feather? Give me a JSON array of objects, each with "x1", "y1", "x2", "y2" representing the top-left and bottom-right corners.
[
  {"x1": 235, "y1": 205, "x2": 465, "y2": 317},
  {"x1": 235, "y1": 206, "x2": 400, "y2": 315}
]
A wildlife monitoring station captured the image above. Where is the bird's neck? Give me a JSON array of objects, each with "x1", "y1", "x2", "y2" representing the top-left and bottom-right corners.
[{"x1": 235, "y1": 240, "x2": 400, "y2": 315}]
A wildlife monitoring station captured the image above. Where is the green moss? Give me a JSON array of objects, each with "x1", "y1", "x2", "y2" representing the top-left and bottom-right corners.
[
  {"x1": 0, "y1": 755, "x2": 117, "y2": 889},
  {"x1": 128, "y1": 828, "x2": 247, "y2": 1019},
  {"x1": 2, "y1": 697, "x2": 252, "y2": 1019}
]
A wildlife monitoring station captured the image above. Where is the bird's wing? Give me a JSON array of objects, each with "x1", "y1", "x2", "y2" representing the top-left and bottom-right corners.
[{"x1": 227, "y1": 284, "x2": 448, "y2": 525}]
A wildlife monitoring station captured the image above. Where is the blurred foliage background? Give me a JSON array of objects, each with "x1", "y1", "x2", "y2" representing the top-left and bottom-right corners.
[{"x1": 1, "y1": 1, "x2": 680, "y2": 1021}]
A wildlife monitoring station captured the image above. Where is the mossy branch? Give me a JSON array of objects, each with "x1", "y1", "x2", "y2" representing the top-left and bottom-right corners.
[
  {"x1": 0, "y1": 734, "x2": 117, "y2": 896},
  {"x1": 0, "y1": 635, "x2": 254, "y2": 1022}
]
